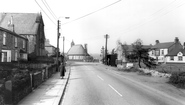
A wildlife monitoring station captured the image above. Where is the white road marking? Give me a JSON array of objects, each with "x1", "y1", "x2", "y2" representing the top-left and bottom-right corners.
[
  {"x1": 97, "y1": 75, "x2": 104, "y2": 81},
  {"x1": 108, "y1": 84, "x2": 123, "y2": 97}
]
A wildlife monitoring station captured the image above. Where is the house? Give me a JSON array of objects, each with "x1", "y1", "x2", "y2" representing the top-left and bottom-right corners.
[
  {"x1": 165, "y1": 42, "x2": 185, "y2": 64},
  {"x1": 115, "y1": 43, "x2": 151, "y2": 64},
  {"x1": 0, "y1": 12, "x2": 46, "y2": 57},
  {"x1": 45, "y1": 39, "x2": 56, "y2": 56},
  {"x1": 149, "y1": 37, "x2": 182, "y2": 63},
  {"x1": 0, "y1": 27, "x2": 28, "y2": 62},
  {"x1": 67, "y1": 40, "x2": 90, "y2": 61}
]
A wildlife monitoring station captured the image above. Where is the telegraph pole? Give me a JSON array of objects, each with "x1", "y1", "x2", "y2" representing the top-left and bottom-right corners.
[
  {"x1": 63, "y1": 36, "x2": 65, "y2": 66},
  {"x1": 104, "y1": 34, "x2": 109, "y2": 65},
  {"x1": 101, "y1": 46, "x2": 104, "y2": 63},
  {"x1": 56, "y1": 20, "x2": 60, "y2": 72}
]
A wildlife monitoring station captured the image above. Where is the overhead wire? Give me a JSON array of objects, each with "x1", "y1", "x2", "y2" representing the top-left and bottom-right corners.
[
  {"x1": 119, "y1": 0, "x2": 185, "y2": 35},
  {"x1": 35, "y1": 0, "x2": 57, "y2": 26},
  {"x1": 42, "y1": 0, "x2": 58, "y2": 20},
  {"x1": 62, "y1": 0, "x2": 122, "y2": 25}
]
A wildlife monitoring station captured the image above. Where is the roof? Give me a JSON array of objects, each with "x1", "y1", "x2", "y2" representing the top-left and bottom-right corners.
[
  {"x1": 0, "y1": 13, "x2": 42, "y2": 35},
  {"x1": 45, "y1": 42, "x2": 55, "y2": 47},
  {"x1": 166, "y1": 43, "x2": 184, "y2": 56},
  {"x1": 67, "y1": 44, "x2": 89, "y2": 56},
  {"x1": 0, "y1": 27, "x2": 28, "y2": 40},
  {"x1": 152, "y1": 42, "x2": 174, "y2": 49},
  {"x1": 126, "y1": 45, "x2": 151, "y2": 52}
]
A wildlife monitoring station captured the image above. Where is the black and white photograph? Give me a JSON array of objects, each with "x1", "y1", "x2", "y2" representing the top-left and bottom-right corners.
[{"x1": 0, "y1": 0, "x2": 185, "y2": 105}]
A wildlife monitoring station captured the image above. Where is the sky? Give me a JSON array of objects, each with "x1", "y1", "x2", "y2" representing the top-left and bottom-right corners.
[{"x1": 1, "y1": 0, "x2": 185, "y2": 55}]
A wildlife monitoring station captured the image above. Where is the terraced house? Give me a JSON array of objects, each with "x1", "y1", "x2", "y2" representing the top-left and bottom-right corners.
[
  {"x1": 0, "y1": 12, "x2": 46, "y2": 57},
  {"x1": 0, "y1": 27, "x2": 28, "y2": 62}
]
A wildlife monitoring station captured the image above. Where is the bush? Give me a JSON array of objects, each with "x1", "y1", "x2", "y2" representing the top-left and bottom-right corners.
[
  {"x1": 169, "y1": 72, "x2": 185, "y2": 88},
  {"x1": 137, "y1": 70, "x2": 152, "y2": 76},
  {"x1": 123, "y1": 67, "x2": 139, "y2": 72},
  {"x1": 12, "y1": 70, "x2": 31, "y2": 91}
]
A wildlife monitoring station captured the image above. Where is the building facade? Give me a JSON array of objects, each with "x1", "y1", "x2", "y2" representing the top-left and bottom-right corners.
[
  {"x1": 149, "y1": 37, "x2": 182, "y2": 63},
  {"x1": 0, "y1": 13, "x2": 46, "y2": 57},
  {"x1": 67, "y1": 41, "x2": 90, "y2": 61},
  {"x1": 45, "y1": 39, "x2": 56, "y2": 56},
  {"x1": 165, "y1": 42, "x2": 185, "y2": 64},
  {"x1": 0, "y1": 27, "x2": 28, "y2": 62}
]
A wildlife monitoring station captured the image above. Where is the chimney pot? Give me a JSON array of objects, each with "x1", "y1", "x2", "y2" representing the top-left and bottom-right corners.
[
  {"x1": 175, "y1": 37, "x2": 179, "y2": 43},
  {"x1": 155, "y1": 40, "x2": 159, "y2": 44}
]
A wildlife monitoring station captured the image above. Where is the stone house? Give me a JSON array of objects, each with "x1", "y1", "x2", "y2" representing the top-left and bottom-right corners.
[
  {"x1": 0, "y1": 27, "x2": 28, "y2": 62},
  {"x1": 0, "y1": 13, "x2": 46, "y2": 57}
]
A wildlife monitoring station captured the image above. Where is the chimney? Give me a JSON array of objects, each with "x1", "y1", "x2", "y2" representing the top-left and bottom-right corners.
[
  {"x1": 183, "y1": 42, "x2": 185, "y2": 49},
  {"x1": 71, "y1": 40, "x2": 75, "y2": 47},
  {"x1": 174, "y1": 37, "x2": 179, "y2": 43},
  {"x1": 84, "y1": 44, "x2": 87, "y2": 53},
  {"x1": 155, "y1": 40, "x2": 159, "y2": 45}
]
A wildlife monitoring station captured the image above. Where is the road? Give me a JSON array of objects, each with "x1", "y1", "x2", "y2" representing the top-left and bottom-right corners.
[{"x1": 61, "y1": 62, "x2": 185, "y2": 105}]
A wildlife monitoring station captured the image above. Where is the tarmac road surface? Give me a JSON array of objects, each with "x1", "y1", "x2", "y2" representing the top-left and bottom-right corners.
[{"x1": 61, "y1": 62, "x2": 185, "y2": 105}]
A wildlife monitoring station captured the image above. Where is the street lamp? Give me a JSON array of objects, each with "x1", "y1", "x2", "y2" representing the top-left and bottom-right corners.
[{"x1": 56, "y1": 17, "x2": 70, "y2": 78}]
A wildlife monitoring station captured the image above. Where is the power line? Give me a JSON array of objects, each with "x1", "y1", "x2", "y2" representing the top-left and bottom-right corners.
[
  {"x1": 35, "y1": 0, "x2": 56, "y2": 26},
  {"x1": 42, "y1": 0, "x2": 58, "y2": 20},
  {"x1": 62, "y1": 0, "x2": 122, "y2": 25},
  {"x1": 119, "y1": 0, "x2": 185, "y2": 35}
]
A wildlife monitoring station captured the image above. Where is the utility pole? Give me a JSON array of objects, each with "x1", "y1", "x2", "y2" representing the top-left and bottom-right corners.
[
  {"x1": 63, "y1": 36, "x2": 65, "y2": 66},
  {"x1": 56, "y1": 20, "x2": 60, "y2": 72},
  {"x1": 104, "y1": 34, "x2": 109, "y2": 65},
  {"x1": 101, "y1": 46, "x2": 104, "y2": 63}
]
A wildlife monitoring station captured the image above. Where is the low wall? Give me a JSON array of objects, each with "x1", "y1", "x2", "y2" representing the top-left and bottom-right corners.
[{"x1": 0, "y1": 63, "x2": 57, "y2": 105}]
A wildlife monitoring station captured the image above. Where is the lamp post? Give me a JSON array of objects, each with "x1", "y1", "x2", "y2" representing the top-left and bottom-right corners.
[{"x1": 57, "y1": 17, "x2": 69, "y2": 78}]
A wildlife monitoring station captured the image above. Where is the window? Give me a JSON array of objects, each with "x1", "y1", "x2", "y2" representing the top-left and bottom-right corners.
[
  {"x1": 15, "y1": 50, "x2": 18, "y2": 61},
  {"x1": 170, "y1": 56, "x2": 174, "y2": 61},
  {"x1": 161, "y1": 50, "x2": 164, "y2": 55},
  {"x1": 178, "y1": 56, "x2": 183, "y2": 61},
  {"x1": 15, "y1": 37, "x2": 17, "y2": 47},
  {"x1": 152, "y1": 50, "x2": 154, "y2": 55},
  {"x1": 3, "y1": 33, "x2": 6, "y2": 45},
  {"x1": 155, "y1": 51, "x2": 160, "y2": 56},
  {"x1": 23, "y1": 40, "x2": 25, "y2": 48},
  {"x1": 1, "y1": 52, "x2": 7, "y2": 62}
]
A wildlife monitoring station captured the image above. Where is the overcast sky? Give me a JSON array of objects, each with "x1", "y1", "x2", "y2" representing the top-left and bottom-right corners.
[{"x1": 1, "y1": 0, "x2": 185, "y2": 55}]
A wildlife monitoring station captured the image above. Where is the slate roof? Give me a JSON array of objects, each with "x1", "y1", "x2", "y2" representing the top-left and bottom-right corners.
[
  {"x1": 166, "y1": 44, "x2": 184, "y2": 56},
  {"x1": 67, "y1": 44, "x2": 89, "y2": 56},
  {"x1": 0, "y1": 27, "x2": 27, "y2": 40},
  {"x1": 0, "y1": 13, "x2": 41, "y2": 35},
  {"x1": 152, "y1": 42, "x2": 174, "y2": 49}
]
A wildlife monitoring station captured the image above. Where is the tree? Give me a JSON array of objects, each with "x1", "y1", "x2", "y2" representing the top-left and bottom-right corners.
[
  {"x1": 129, "y1": 39, "x2": 156, "y2": 68},
  {"x1": 121, "y1": 42, "x2": 129, "y2": 61}
]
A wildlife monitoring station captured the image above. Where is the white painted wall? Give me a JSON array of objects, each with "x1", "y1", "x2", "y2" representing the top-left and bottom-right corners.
[
  {"x1": 166, "y1": 52, "x2": 185, "y2": 63},
  {"x1": 149, "y1": 49, "x2": 168, "y2": 63}
]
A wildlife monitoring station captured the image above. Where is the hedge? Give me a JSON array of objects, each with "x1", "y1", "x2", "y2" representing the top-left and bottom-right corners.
[{"x1": 169, "y1": 71, "x2": 185, "y2": 88}]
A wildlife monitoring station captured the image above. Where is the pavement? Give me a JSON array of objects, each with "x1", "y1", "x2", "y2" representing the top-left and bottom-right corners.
[{"x1": 17, "y1": 65, "x2": 71, "y2": 105}]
